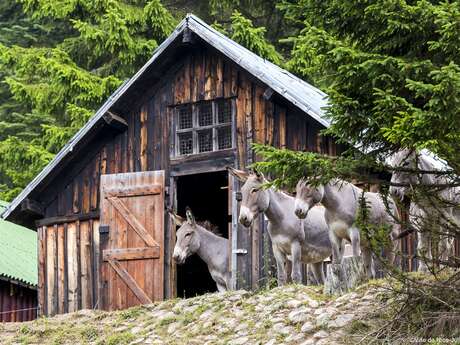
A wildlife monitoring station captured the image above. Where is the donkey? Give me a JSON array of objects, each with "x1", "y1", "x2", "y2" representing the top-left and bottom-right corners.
[
  {"x1": 294, "y1": 179, "x2": 400, "y2": 278},
  {"x1": 390, "y1": 149, "x2": 459, "y2": 272},
  {"x1": 229, "y1": 168, "x2": 332, "y2": 285},
  {"x1": 170, "y1": 208, "x2": 230, "y2": 292}
]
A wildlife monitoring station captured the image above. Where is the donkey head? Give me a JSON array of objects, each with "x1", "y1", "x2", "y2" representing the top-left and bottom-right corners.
[
  {"x1": 389, "y1": 149, "x2": 418, "y2": 202},
  {"x1": 294, "y1": 179, "x2": 324, "y2": 219},
  {"x1": 228, "y1": 167, "x2": 269, "y2": 227},
  {"x1": 170, "y1": 207, "x2": 200, "y2": 264}
]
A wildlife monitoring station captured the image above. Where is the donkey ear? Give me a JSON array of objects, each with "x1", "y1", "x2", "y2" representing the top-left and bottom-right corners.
[
  {"x1": 227, "y1": 167, "x2": 249, "y2": 182},
  {"x1": 185, "y1": 207, "x2": 196, "y2": 227},
  {"x1": 254, "y1": 170, "x2": 265, "y2": 182},
  {"x1": 169, "y1": 210, "x2": 185, "y2": 226}
]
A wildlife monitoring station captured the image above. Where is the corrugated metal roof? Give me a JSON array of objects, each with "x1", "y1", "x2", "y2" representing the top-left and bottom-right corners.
[
  {"x1": 2, "y1": 14, "x2": 329, "y2": 220},
  {"x1": 0, "y1": 201, "x2": 37, "y2": 286},
  {"x1": 187, "y1": 15, "x2": 329, "y2": 126}
]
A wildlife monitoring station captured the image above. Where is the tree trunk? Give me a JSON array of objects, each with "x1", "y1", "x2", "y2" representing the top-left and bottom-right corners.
[{"x1": 324, "y1": 256, "x2": 367, "y2": 295}]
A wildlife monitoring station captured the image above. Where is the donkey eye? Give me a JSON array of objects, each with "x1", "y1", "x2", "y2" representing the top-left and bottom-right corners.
[
  {"x1": 184, "y1": 232, "x2": 192, "y2": 237},
  {"x1": 251, "y1": 188, "x2": 259, "y2": 194}
]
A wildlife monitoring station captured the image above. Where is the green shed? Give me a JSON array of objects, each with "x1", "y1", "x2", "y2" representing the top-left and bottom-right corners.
[{"x1": 0, "y1": 201, "x2": 38, "y2": 322}]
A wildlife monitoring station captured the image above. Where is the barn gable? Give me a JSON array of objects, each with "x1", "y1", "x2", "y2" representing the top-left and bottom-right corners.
[{"x1": 2, "y1": 14, "x2": 329, "y2": 221}]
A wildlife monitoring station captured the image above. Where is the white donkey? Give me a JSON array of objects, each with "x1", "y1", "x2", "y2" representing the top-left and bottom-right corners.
[
  {"x1": 294, "y1": 179, "x2": 400, "y2": 278},
  {"x1": 390, "y1": 149, "x2": 459, "y2": 272},
  {"x1": 170, "y1": 208, "x2": 230, "y2": 292},
  {"x1": 230, "y1": 168, "x2": 332, "y2": 285}
]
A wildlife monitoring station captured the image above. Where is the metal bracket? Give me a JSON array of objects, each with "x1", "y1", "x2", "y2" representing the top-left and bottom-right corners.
[
  {"x1": 235, "y1": 191, "x2": 242, "y2": 202},
  {"x1": 99, "y1": 225, "x2": 110, "y2": 234},
  {"x1": 232, "y1": 249, "x2": 248, "y2": 255}
]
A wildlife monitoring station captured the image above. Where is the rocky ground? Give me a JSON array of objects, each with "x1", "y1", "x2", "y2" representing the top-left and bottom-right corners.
[{"x1": 0, "y1": 282, "x2": 391, "y2": 345}]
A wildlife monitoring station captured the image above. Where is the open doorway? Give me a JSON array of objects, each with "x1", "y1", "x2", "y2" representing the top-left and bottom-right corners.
[{"x1": 175, "y1": 170, "x2": 229, "y2": 298}]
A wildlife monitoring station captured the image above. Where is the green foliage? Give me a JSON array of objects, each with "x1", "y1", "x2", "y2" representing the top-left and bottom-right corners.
[
  {"x1": 0, "y1": 136, "x2": 53, "y2": 200},
  {"x1": 253, "y1": 143, "x2": 379, "y2": 190},
  {"x1": 281, "y1": 0, "x2": 460, "y2": 173},
  {"x1": 0, "y1": 0, "x2": 177, "y2": 201},
  {"x1": 229, "y1": 10, "x2": 283, "y2": 65}
]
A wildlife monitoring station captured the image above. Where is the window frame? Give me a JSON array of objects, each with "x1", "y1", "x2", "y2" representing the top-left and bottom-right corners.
[{"x1": 173, "y1": 98, "x2": 235, "y2": 157}]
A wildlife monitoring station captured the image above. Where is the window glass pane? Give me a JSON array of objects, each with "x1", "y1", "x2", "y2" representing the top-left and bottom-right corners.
[
  {"x1": 217, "y1": 100, "x2": 232, "y2": 124},
  {"x1": 178, "y1": 132, "x2": 193, "y2": 155},
  {"x1": 198, "y1": 129, "x2": 213, "y2": 153},
  {"x1": 178, "y1": 106, "x2": 193, "y2": 129},
  {"x1": 217, "y1": 126, "x2": 232, "y2": 149},
  {"x1": 198, "y1": 102, "x2": 213, "y2": 126}
]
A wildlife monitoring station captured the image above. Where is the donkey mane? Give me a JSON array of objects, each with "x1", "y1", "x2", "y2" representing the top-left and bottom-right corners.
[{"x1": 197, "y1": 220, "x2": 222, "y2": 237}]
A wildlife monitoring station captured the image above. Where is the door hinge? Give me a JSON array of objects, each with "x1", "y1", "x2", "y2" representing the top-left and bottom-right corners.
[{"x1": 232, "y1": 249, "x2": 248, "y2": 255}]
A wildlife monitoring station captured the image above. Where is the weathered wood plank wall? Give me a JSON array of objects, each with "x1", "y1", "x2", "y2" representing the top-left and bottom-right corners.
[{"x1": 0, "y1": 281, "x2": 37, "y2": 322}]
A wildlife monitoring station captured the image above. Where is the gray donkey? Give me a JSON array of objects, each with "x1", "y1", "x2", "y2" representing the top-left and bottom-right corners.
[
  {"x1": 390, "y1": 149, "x2": 459, "y2": 272},
  {"x1": 170, "y1": 208, "x2": 230, "y2": 292},
  {"x1": 294, "y1": 179, "x2": 400, "y2": 278},
  {"x1": 230, "y1": 168, "x2": 332, "y2": 285}
]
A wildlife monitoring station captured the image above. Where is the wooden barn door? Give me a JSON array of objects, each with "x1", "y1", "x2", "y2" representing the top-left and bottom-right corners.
[{"x1": 99, "y1": 171, "x2": 164, "y2": 311}]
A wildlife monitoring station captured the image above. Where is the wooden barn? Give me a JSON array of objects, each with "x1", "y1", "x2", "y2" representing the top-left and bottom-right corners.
[
  {"x1": 1, "y1": 14, "x2": 340, "y2": 317},
  {"x1": 0, "y1": 201, "x2": 38, "y2": 322}
]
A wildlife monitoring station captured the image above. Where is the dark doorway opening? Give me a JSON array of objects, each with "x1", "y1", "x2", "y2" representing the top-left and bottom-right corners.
[{"x1": 175, "y1": 170, "x2": 229, "y2": 298}]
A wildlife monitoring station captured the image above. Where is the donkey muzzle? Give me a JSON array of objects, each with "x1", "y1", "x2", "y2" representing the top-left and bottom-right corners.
[
  {"x1": 239, "y1": 206, "x2": 254, "y2": 227},
  {"x1": 294, "y1": 200, "x2": 309, "y2": 219},
  {"x1": 173, "y1": 248, "x2": 187, "y2": 264}
]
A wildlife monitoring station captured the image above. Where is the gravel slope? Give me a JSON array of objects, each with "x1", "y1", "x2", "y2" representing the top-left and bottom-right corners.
[{"x1": 0, "y1": 283, "x2": 389, "y2": 345}]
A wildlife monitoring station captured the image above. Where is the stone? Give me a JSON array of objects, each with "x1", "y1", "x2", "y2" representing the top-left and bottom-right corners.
[
  {"x1": 314, "y1": 308, "x2": 326, "y2": 316},
  {"x1": 313, "y1": 330, "x2": 329, "y2": 339},
  {"x1": 288, "y1": 309, "x2": 310, "y2": 324},
  {"x1": 286, "y1": 299, "x2": 302, "y2": 308},
  {"x1": 131, "y1": 326, "x2": 143, "y2": 334},
  {"x1": 329, "y1": 314, "x2": 354, "y2": 328},
  {"x1": 230, "y1": 336, "x2": 249, "y2": 345},
  {"x1": 324, "y1": 257, "x2": 367, "y2": 295},
  {"x1": 285, "y1": 333, "x2": 304, "y2": 342},
  {"x1": 316, "y1": 313, "x2": 330, "y2": 326},
  {"x1": 167, "y1": 322, "x2": 182, "y2": 336},
  {"x1": 300, "y1": 339, "x2": 315, "y2": 345},
  {"x1": 301, "y1": 321, "x2": 315, "y2": 333},
  {"x1": 264, "y1": 339, "x2": 277, "y2": 345},
  {"x1": 307, "y1": 298, "x2": 320, "y2": 308},
  {"x1": 273, "y1": 322, "x2": 292, "y2": 335}
]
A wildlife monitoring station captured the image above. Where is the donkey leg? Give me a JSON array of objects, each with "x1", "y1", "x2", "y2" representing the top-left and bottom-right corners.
[
  {"x1": 311, "y1": 262, "x2": 325, "y2": 285},
  {"x1": 362, "y1": 246, "x2": 375, "y2": 278},
  {"x1": 386, "y1": 223, "x2": 400, "y2": 266},
  {"x1": 272, "y1": 244, "x2": 287, "y2": 286},
  {"x1": 329, "y1": 231, "x2": 343, "y2": 264},
  {"x1": 216, "y1": 283, "x2": 227, "y2": 292},
  {"x1": 348, "y1": 227, "x2": 361, "y2": 257},
  {"x1": 290, "y1": 241, "x2": 302, "y2": 284},
  {"x1": 417, "y1": 231, "x2": 430, "y2": 272}
]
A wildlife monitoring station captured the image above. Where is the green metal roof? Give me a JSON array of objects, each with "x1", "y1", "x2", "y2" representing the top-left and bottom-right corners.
[{"x1": 0, "y1": 201, "x2": 37, "y2": 287}]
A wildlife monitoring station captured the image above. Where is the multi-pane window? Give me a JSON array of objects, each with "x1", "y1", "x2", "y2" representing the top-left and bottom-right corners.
[{"x1": 174, "y1": 99, "x2": 234, "y2": 156}]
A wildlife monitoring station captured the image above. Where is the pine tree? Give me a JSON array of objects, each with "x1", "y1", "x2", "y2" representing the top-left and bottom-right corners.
[{"x1": 0, "y1": 0, "x2": 176, "y2": 201}]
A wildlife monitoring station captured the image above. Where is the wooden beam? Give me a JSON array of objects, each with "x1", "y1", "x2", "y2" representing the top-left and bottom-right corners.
[
  {"x1": 107, "y1": 259, "x2": 152, "y2": 305},
  {"x1": 102, "y1": 111, "x2": 128, "y2": 132},
  {"x1": 263, "y1": 87, "x2": 275, "y2": 101},
  {"x1": 35, "y1": 211, "x2": 99, "y2": 227},
  {"x1": 182, "y1": 27, "x2": 195, "y2": 44},
  {"x1": 103, "y1": 247, "x2": 160, "y2": 261},
  {"x1": 20, "y1": 198, "x2": 44, "y2": 217}
]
